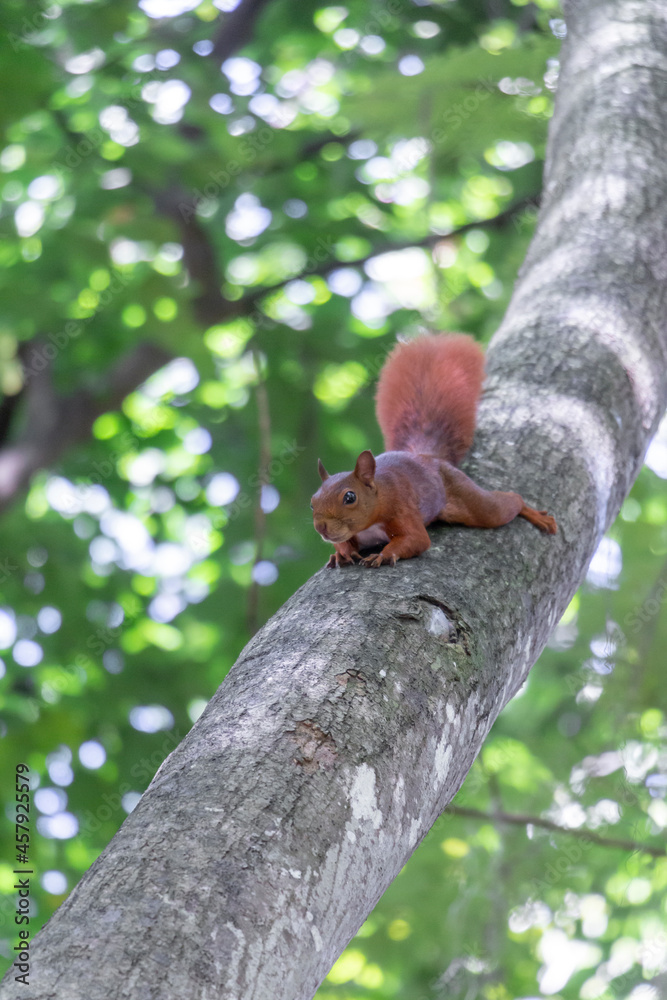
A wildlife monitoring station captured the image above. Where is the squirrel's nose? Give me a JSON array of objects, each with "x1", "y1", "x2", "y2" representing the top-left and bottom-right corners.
[{"x1": 315, "y1": 521, "x2": 329, "y2": 539}]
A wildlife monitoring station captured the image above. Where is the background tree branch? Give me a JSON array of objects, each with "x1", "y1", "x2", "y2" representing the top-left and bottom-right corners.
[
  {"x1": 211, "y1": 0, "x2": 275, "y2": 63},
  {"x1": 446, "y1": 806, "x2": 666, "y2": 858},
  {"x1": 0, "y1": 341, "x2": 171, "y2": 513}
]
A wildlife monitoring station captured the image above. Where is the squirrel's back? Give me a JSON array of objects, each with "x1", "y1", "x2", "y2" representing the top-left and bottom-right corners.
[{"x1": 375, "y1": 333, "x2": 485, "y2": 466}]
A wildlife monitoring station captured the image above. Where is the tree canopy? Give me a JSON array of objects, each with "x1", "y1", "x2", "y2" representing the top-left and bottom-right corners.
[{"x1": 0, "y1": 0, "x2": 666, "y2": 997}]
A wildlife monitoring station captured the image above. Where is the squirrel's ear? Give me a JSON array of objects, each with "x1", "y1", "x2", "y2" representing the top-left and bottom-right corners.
[
  {"x1": 317, "y1": 458, "x2": 330, "y2": 482},
  {"x1": 354, "y1": 450, "x2": 376, "y2": 486}
]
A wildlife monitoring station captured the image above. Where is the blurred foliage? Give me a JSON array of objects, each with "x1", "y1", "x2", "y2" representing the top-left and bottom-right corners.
[{"x1": 0, "y1": 0, "x2": 665, "y2": 997}]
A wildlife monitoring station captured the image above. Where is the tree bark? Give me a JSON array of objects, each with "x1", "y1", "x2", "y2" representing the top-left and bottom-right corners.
[{"x1": 6, "y1": 0, "x2": 667, "y2": 997}]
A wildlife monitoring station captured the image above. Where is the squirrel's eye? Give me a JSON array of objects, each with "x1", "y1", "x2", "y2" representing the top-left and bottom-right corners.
[
  {"x1": 343, "y1": 491, "x2": 356, "y2": 505},
  {"x1": 310, "y1": 503, "x2": 314, "y2": 510}
]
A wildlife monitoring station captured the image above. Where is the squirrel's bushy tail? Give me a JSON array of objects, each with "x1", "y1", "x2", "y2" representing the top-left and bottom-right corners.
[{"x1": 375, "y1": 333, "x2": 485, "y2": 466}]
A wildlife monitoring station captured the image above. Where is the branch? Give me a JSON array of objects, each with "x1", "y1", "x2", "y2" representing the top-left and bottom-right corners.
[
  {"x1": 0, "y1": 341, "x2": 171, "y2": 513},
  {"x1": 237, "y1": 196, "x2": 537, "y2": 311},
  {"x1": 446, "y1": 805, "x2": 666, "y2": 859},
  {"x1": 210, "y1": 0, "x2": 275, "y2": 62},
  {"x1": 0, "y1": 388, "x2": 24, "y2": 448},
  {"x1": 246, "y1": 349, "x2": 272, "y2": 634},
  {"x1": 155, "y1": 191, "x2": 535, "y2": 328},
  {"x1": 152, "y1": 186, "x2": 229, "y2": 327}
]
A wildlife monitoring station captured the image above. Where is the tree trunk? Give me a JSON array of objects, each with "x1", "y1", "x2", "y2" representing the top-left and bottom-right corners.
[{"x1": 6, "y1": 0, "x2": 667, "y2": 997}]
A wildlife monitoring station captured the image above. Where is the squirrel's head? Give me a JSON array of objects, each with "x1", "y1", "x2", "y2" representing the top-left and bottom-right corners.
[{"x1": 311, "y1": 450, "x2": 378, "y2": 544}]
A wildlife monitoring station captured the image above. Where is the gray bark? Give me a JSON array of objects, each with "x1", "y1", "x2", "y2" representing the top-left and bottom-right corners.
[{"x1": 5, "y1": 0, "x2": 667, "y2": 997}]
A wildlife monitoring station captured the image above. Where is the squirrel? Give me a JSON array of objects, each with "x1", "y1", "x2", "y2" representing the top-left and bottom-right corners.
[{"x1": 311, "y1": 333, "x2": 557, "y2": 568}]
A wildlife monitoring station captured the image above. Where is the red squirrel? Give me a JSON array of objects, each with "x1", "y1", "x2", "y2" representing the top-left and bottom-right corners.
[{"x1": 311, "y1": 333, "x2": 557, "y2": 568}]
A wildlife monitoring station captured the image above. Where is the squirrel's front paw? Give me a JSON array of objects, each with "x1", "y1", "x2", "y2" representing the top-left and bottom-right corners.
[
  {"x1": 326, "y1": 550, "x2": 361, "y2": 568},
  {"x1": 360, "y1": 551, "x2": 398, "y2": 568}
]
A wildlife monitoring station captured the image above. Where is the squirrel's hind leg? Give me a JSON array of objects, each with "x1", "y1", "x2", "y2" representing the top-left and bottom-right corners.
[
  {"x1": 516, "y1": 504, "x2": 557, "y2": 534},
  {"x1": 437, "y1": 463, "x2": 557, "y2": 535}
]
